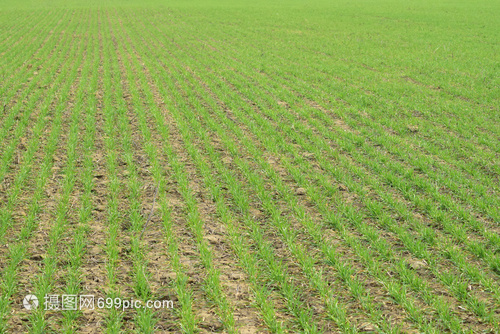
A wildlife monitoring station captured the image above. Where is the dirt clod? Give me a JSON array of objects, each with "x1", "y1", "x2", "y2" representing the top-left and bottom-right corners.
[{"x1": 296, "y1": 187, "x2": 307, "y2": 195}]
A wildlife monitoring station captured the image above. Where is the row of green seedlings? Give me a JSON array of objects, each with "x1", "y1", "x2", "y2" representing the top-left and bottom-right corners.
[
  {"x1": 0, "y1": 8, "x2": 66, "y2": 112},
  {"x1": 198, "y1": 27, "x2": 499, "y2": 198},
  {"x1": 132, "y1": 20, "x2": 464, "y2": 332},
  {"x1": 0, "y1": 12, "x2": 79, "y2": 238},
  {"x1": 98, "y1": 10, "x2": 127, "y2": 332},
  {"x1": 188, "y1": 37, "x2": 500, "y2": 281},
  {"x1": 215, "y1": 52, "x2": 500, "y2": 262},
  {"x1": 187, "y1": 75, "x2": 463, "y2": 332},
  {"x1": 54, "y1": 8, "x2": 99, "y2": 332},
  {"x1": 105, "y1": 11, "x2": 157, "y2": 331},
  {"x1": 140, "y1": 30, "x2": 492, "y2": 332},
  {"x1": 263, "y1": 56, "x2": 500, "y2": 211},
  {"x1": 0, "y1": 24, "x2": 86, "y2": 332},
  {"x1": 126, "y1": 12, "x2": 336, "y2": 332},
  {"x1": 173, "y1": 42, "x2": 500, "y2": 332},
  {"x1": 197, "y1": 26, "x2": 500, "y2": 217},
  {"x1": 120, "y1": 12, "x2": 500, "y2": 332},
  {"x1": 0, "y1": 8, "x2": 60, "y2": 57},
  {"x1": 111, "y1": 13, "x2": 237, "y2": 332},
  {"x1": 118, "y1": 18, "x2": 293, "y2": 333},
  {"x1": 56, "y1": 111, "x2": 96, "y2": 332},
  {"x1": 0, "y1": 11, "x2": 62, "y2": 123},
  {"x1": 180, "y1": 105, "x2": 368, "y2": 333},
  {"x1": 106, "y1": 13, "x2": 198, "y2": 334},
  {"x1": 116, "y1": 32, "x2": 199, "y2": 334},
  {"x1": 124, "y1": 20, "x2": 376, "y2": 328},
  {"x1": 128, "y1": 60, "x2": 294, "y2": 333}
]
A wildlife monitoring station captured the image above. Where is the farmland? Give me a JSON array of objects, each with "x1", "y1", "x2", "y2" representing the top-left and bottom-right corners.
[{"x1": 0, "y1": 0, "x2": 499, "y2": 332}]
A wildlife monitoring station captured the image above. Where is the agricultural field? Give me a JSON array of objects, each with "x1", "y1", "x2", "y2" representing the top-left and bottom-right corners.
[{"x1": 0, "y1": 0, "x2": 499, "y2": 332}]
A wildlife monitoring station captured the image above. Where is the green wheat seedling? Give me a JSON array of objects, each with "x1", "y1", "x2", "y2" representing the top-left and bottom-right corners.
[
  {"x1": 127, "y1": 20, "x2": 424, "y2": 332},
  {"x1": 0, "y1": 13, "x2": 82, "y2": 188},
  {"x1": 1, "y1": 2, "x2": 498, "y2": 334},
  {"x1": 99, "y1": 11, "x2": 126, "y2": 332},
  {"x1": 255, "y1": 50, "x2": 499, "y2": 199},
  {"x1": 201, "y1": 72, "x2": 498, "y2": 330},
  {"x1": 199, "y1": 33, "x2": 498, "y2": 210},
  {"x1": 174, "y1": 88, "x2": 437, "y2": 333},
  {"x1": 240, "y1": 93, "x2": 500, "y2": 299},
  {"x1": 28, "y1": 16, "x2": 91, "y2": 333},
  {"x1": 112, "y1": 33, "x2": 199, "y2": 334},
  {"x1": 213, "y1": 24, "x2": 499, "y2": 174},
  {"x1": 238, "y1": 69, "x2": 498, "y2": 255}
]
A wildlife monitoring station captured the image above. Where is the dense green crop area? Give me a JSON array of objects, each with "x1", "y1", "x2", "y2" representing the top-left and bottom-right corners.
[{"x1": 0, "y1": 0, "x2": 499, "y2": 332}]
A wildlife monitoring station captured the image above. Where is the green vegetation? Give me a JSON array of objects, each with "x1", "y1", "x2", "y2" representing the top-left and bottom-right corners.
[{"x1": 0, "y1": 0, "x2": 498, "y2": 332}]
